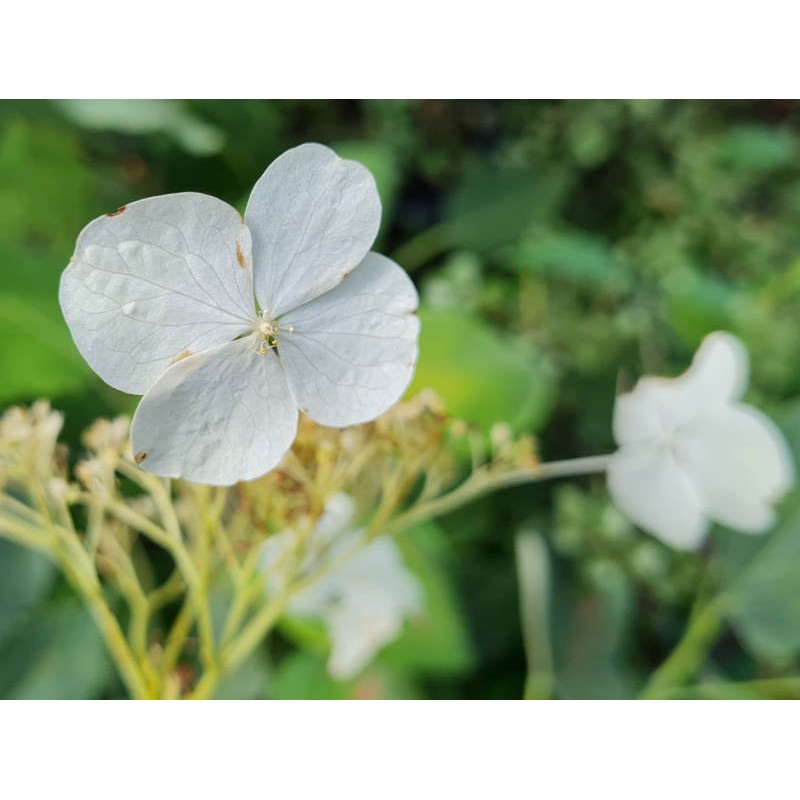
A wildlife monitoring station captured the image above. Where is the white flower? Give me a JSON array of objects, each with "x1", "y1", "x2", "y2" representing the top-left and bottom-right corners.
[
  {"x1": 607, "y1": 332, "x2": 794, "y2": 550},
  {"x1": 59, "y1": 143, "x2": 420, "y2": 485},
  {"x1": 260, "y1": 493, "x2": 422, "y2": 680}
]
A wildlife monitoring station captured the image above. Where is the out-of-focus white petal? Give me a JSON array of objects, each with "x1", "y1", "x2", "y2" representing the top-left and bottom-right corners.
[
  {"x1": 60, "y1": 193, "x2": 255, "y2": 394},
  {"x1": 613, "y1": 381, "x2": 670, "y2": 446},
  {"x1": 613, "y1": 332, "x2": 749, "y2": 446},
  {"x1": 278, "y1": 253, "x2": 420, "y2": 427},
  {"x1": 307, "y1": 537, "x2": 422, "y2": 680},
  {"x1": 678, "y1": 331, "x2": 749, "y2": 406},
  {"x1": 130, "y1": 338, "x2": 297, "y2": 485},
  {"x1": 245, "y1": 143, "x2": 381, "y2": 317},
  {"x1": 326, "y1": 604, "x2": 404, "y2": 681},
  {"x1": 260, "y1": 492, "x2": 422, "y2": 680},
  {"x1": 674, "y1": 405, "x2": 795, "y2": 533},
  {"x1": 609, "y1": 331, "x2": 795, "y2": 547},
  {"x1": 314, "y1": 493, "x2": 357, "y2": 541},
  {"x1": 607, "y1": 444, "x2": 708, "y2": 550}
]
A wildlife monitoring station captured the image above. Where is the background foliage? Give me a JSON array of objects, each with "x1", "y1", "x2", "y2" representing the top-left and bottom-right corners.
[{"x1": 2, "y1": 99, "x2": 800, "y2": 699}]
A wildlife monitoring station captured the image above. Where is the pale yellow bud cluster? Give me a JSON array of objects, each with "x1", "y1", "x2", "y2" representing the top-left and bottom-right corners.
[
  {"x1": 0, "y1": 401, "x2": 65, "y2": 486},
  {"x1": 0, "y1": 395, "x2": 543, "y2": 699}
]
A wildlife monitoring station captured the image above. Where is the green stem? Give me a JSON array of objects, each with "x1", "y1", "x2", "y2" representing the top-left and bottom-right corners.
[
  {"x1": 515, "y1": 531, "x2": 554, "y2": 700},
  {"x1": 650, "y1": 677, "x2": 800, "y2": 699},
  {"x1": 55, "y1": 532, "x2": 153, "y2": 700},
  {"x1": 639, "y1": 596, "x2": 727, "y2": 699},
  {"x1": 219, "y1": 591, "x2": 290, "y2": 678},
  {"x1": 386, "y1": 455, "x2": 611, "y2": 534},
  {"x1": 390, "y1": 222, "x2": 450, "y2": 272},
  {"x1": 197, "y1": 453, "x2": 614, "y2": 697}
]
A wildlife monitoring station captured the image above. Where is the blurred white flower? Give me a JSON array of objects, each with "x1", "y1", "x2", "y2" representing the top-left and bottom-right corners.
[
  {"x1": 607, "y1": 332, "x2": 794, "y2": 550},
  {"x1": 60, "y1": 143, "x2": 420, "y2": 485},
  {"x1": 260, "y1": 494, "x2": 422, "y2": 680}
]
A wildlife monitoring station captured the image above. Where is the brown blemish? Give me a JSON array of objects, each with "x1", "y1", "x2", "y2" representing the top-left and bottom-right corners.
[
  {"x1": 169, "y1": 350, "x2": 193, "y2": 366},
  {"x1": 106, "y1": 206, "x2": 127, "y2": 217},
  {"x1": 134, "y1": 451, "x2": 148, "y2": 465},
  {"x1": 236, "y1": 242, "x2": 248, "y2": 269}
]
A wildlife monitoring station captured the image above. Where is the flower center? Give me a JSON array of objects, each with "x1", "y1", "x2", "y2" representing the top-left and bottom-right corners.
[{"x1": 252, "y1": 310, "x2": 293, "y2": 355}]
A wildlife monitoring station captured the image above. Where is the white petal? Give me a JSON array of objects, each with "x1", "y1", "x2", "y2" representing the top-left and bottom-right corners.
[
  {"x1": 613, "y1": 381, "x2": 671, "y2": 446},
  {"x1": 613, "y1": 331, "x2": 749, "y2": 445},
  {"x1": 262, "y1": 493, "x2": 422, "y2": 679},
  {"x1": 673, "y1": 404, "x2": 795, "y2": 533},
  {"x1": 313, "y1": 493, "x2": 357, "y2": 541},
  {"x1": 326, "y1": 605, "x2": 404, "y2": 681},
  {"x1": 60, "y1": 194, "x2": 255, "y2": 394},
  {"x1": 245, "y1": 143, "x2": 381, "y2": 317},
  {"x1": 278, "y1": 253, "x2": 419, "y2": 427},
  {"x1": 675, "y1": 331, "x2": 749, "y2": 407},
  {"x1": 607, "y1": 444, "x2": 708, "y2": 550},
  {"x1": 296, "y1": 536, "x2": 421, "y2": 680},
  {"x1": 130, "y1": 338, "x2": 297, "y2": 485}
]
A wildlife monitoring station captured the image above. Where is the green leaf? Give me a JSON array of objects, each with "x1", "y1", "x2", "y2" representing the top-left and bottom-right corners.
[
  {"x1": 718, "y1": 490, "x2": 800, "y2": 663},
  {"x1": 269, "y1": 651, "x2": 350, "y2": 700},
  {"x1": 408, "y1": 307, "x2": 554, "y2": 433},
  {"x1": 0, "y1": 538, "x2": 55, "y2": 642},
  {"x1": 0, "y1": 597, "x2": 113, "y2": 699},
  {"x1": 0, "y1": 244, "x2": 93, "y2": 402},
  {"x1": 552, "y1": 563, "x2": 634, "y2": 699},
  {"x1": 380, "y1": 521, "x2": 472, "y2": 675},
  {"x1": 515, "y1": 230, "x2": 629, "y2": 293},
  {"x1": 54, "y1": 100, "x2": 226, "y2": 157},
  {"x1": 718, "y1": 124, "x2": 797, "y2": 173},
  {"x1": 663, "y1": 265, "x2": 737, "y2": 345},
  {"x1": 0, "y1": 118, "x2": 94, "y2": 254},
  {"x1": 445, "y1": 166, "x2": 570, "y2": 251}
]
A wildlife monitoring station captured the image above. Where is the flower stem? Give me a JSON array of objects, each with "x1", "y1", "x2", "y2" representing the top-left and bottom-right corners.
[
  {"x1": 220, "y1": 591, "x2": 290, "y2": 677},
  {"x1": 54, "y1": 530, "x2": 154, "y2": 699},
  {"x1": 190, "y1": 453, "x2": 613, "y2": 698},
  {"x1": 645, "y1": 676, "x2": 800, "y2": 699},
  {"x1": 639, "y1": 596, "x2": 727, "y2": 699},
  {"x1": 386, "y1": 454, "x2": 611, "y2": 533}
]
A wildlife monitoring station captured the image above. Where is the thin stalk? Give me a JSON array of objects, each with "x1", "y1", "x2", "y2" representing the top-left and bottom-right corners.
[
  {"x1": 640, "y1": 597, "x2": 726, "y2": 699},
  {"x1": 208, "y1": 453, "x2": 614, "y2": 695},
  {"x1": 387, "y1": 455, "x2": 611, "y2": 534},
  {"x1": 53, "y1": 530, "x2": 153, "y2": 700},
  {"x1": 160, "y1": 597, "x2": 195, "y2": 680},
  {"x1": 650, "y1": 677, "x2": 800, "y2": 700}
]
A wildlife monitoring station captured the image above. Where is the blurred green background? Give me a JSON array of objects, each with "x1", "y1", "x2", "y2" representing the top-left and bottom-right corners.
[{"x1": 3, "y1": 99, "x2": 800, "y2": 699}]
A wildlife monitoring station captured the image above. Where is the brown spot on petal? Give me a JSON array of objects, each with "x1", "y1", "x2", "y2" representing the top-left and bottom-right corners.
[
  {"x1": 134, "y1": 451, "x2": 148, "y2": 465},
  {"x1": 169, "y1": 350, "x2": 193, "y2": 366},
  {"x1": 106, "y1": 206, "x2": 126, "y2": 217},
  {"x1": 236, "y1": 242, "x2": 248, "y2": 269}
]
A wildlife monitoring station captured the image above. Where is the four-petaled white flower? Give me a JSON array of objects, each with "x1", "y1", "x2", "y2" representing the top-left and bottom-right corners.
[
  {"x1": 59, "y1": 143, "x2": 420, "y2": 485},
  {"x1": 607, "y1": 331, "x2": 795, "y2": 551},
  {"x1": 259, "y1": 493, "x2": 422, "y2": 680}
]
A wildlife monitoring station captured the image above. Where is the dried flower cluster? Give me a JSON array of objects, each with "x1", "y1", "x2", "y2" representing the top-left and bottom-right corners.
[{"x1": 0, "y1": 393, "x2": 537, "y2": 698}]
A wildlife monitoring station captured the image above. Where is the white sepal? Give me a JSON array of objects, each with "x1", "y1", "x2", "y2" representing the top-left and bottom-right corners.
[
  {"x1": 130, "y1": 338, "x2": 297, "y2": 485},
  {"x1": 608, "y1": 331, "x2": 794, "y2": 550},
  {"x1": 245, "y1": 143, "x2": 381, "y2": 317},
  {"x1": 60, "y1": 193, "x2": 254, "y2": 394},
  {"x1": 279, "y1": 252, "x2": 420, "y2": 427}
]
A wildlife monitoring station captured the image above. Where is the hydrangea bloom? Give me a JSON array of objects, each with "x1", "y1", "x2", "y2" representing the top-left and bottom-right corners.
[
  {"x1": 59, "y1": 144, "x2": 420, "y2": 485},
  {"x1": 260, "y1": 494, "x2": 422, "y2": 680},
  {"x1": 607, "y1": 332, "x2": 794, "y2": 550}
]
